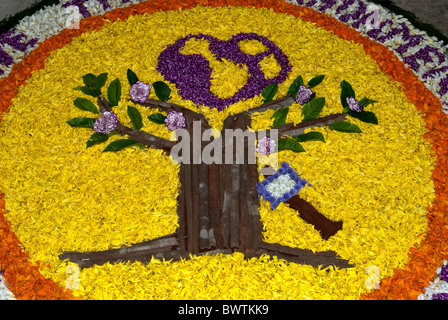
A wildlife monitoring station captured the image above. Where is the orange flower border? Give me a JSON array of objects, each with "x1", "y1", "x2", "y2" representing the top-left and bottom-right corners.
[{"x1": 0, "y1": 0, "x2": 447, "y2": 300}]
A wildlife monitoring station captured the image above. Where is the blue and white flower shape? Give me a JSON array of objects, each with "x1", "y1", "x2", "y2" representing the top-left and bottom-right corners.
[{"x1": 257, "y1": 162, "x2": 311, "y2": 210}]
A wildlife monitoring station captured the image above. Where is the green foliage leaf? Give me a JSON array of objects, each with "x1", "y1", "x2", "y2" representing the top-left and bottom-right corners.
[
  {"x1": 134, "y1": 143, "x2": 147, "y2": 149},
  {"x1": 348, "y1": 110, "x2": 378, "y2": 124},
  {"x1": 82, "y1": 73, "x2": 97, "y2": 87},
  {"x1": 340, "y1": 80, "x2": 356, "y2": 111},
  {"x1": 277, "y1": 138, "x2": 305, "y2": 153},
  {"x1": 74, "y1": 85, "x2": 99, "y2": 98},
  {"x1": 307, "y1": 75, "x2": 325, "y2": 88},
  {"x1": 73, "y1": 97, "x2": 98, "y2": 114},
  {"x1": 95, "y1": 73, "x2": 108, "y2": 89},
  {"x1": 148, "y1": 113, "x2": 167, "y2": 124},
  {"x1": 80, "y1": 73, "x2": 108, "y2": 96},
  {"x1": 262, "y1": 83, "x2": 278, "y2": 103},
  {"x1": 103, "y1": 139, "x2": 140, "y2": 152},
  {"x1": 66, "y1": 117, "x2": 96, "y2": 129},
  {"x1": 358, "y1": 97, "x2": 377, "y2": 108},
  {"x1": 107, "y1": 78, "x2": 121, "y2": 107},
  {"x1": 329, "y1": 121, "x2": 362, "y2": 133},
  {"x1": 302, "y1": 97, "x2": 325, "y2": 122},
  {"x1": 153, "y1": 81, "x2": 171, "y2": 102},
  {"x1": 295, "y1": 131, "x2": 325, "y2": 143},
  {"x1": 86, "y1": 132, "x2": 109, "y2": 148},
  {"x1": 287, "y1": 75, "x2": 304, "y2": 100},
  {"x1": 127, "y1": 69, "x2": 139, "y2": 86},
  {"x1": 271, "y1": 107, "x2": 289, "y2": 127},
  {"x1": 127, "y1": 105, "x2": 143, "y2": 130}
]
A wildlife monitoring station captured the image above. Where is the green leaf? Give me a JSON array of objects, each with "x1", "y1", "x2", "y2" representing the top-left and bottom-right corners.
[
  {"x1": 127, "y1": 69, "x2": 139, "y2": 86},
  {"x1": 82, "y1": 73, "x2": 97, "y2": 87},
  {"x1": 81, "y1": 73, "x2": 107, "y2": 95},
  {"x1": 271, "y1": 107, "x2": 289, "y2": 127},
  {"x1": 277, "y1": 138, "x2": 305, "y2": 153},
  {"x1": 153, "y1": 81, "x2": 171, "y2": 102},
  {"x1": 103, "y1": 139, "x2": 140, "y2": 152},
  {"x1": 148, "y1": 113, "x2": 167, "y2": 124},
  {"x1": 302, "y1": 97, "x2": 325, "y2": 122},
  {"x1": 340, "y1": 80, "x2": 356, "y2": 111},
  {"x1": 307, "y1": 75, "x2": 325, "y2": 88},
  {"x1": 74, "y1": 85, "x2": 99, "y2": 98},
  {"x1": 295, "y1": 131, "x2": 325, "y2": 143},
  {"x1": 262, "y1": 83, "x2": 278, "y2": 103},
  {"x1": 133, "y1": 143, "x2": 147, "y2": 149},
  {"x1": 329, "y1": 121, "x2": 362, "y2": 133},
  {"x1": 287, "y1": 75, "x2": 304, "y2": 100},
  {"x1": 127, "y1": 105, "x2": 143, "y2": 130},
  {"x1": 73, "y1": 97, "x2": 98, "y2": 114},
  {"x1": 95, "y1": 73, "x2": 108, "y2": 89},
  {"x1": 358, "y1": 97, "x2": 377, "y2": 108},
  {"x1": 107, "y1": 131, "x2": 121, "y2": 137},
  {"x1": 66, "y1": 117, "x2": 96, "y2": 128},
  {"x1": 86, "y1": 132, "x2": 109, "y2": 148},
  {"x1": 348, "y1": 110, "x2": 378, "y2": 124},
  {"x1": 107, "y1": 78, "x2": 122, "y2": 107}
]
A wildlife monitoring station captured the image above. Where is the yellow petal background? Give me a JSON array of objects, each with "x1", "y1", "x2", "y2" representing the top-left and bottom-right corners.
[{"x1": 0, "y1": 6, "x2": 435, "y2": 299}]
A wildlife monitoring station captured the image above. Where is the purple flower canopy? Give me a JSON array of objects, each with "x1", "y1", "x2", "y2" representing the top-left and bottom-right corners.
[{"x1": 157, "y1": 33, "x2": 292, "y2": 111}]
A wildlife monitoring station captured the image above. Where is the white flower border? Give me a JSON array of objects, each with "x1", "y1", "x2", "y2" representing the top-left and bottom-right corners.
[
  {"x1": 0, "y1": 0, "x2": 447, "y2": 300},
  {"x1": 418, "y1": 261, "x2": 448, "y2": 300},
  {"x1": 0, "y1": 271, "x2": 16, "y2": 300}
]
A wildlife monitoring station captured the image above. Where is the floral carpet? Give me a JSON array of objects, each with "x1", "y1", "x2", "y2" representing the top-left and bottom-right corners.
[{"x1": 0, "y1": 0, "x2": 447, "y2": 300}]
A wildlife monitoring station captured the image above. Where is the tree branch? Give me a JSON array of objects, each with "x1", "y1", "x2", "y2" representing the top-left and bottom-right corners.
[
  {"x1": 97, "y1": 97, "x2": 176, "y2": 153},
  {"x1": 286, "y1": 195, "x2": 343, "y2": 240},
  {"x1": 261, "y1": 170, "x2": 343, "y2": 241},
  {"x1": 131, "y1": 98, "x2": 210, "y2": 128},
  {"x1": 115, "y1": 124, "x2": 176, "y2": 153},
  {"x1": 270, "y1": 112, "x2": 348, "y2": 138},
  {"x1": 97, "y1": 96, "x2": 112, "y2": 113},
  {"x1": 255, "y1": 242, "x2": 354, "y2": 269},
  {"x1": 59, "y1": 234, "x2": 180, "y2": 269},
  {"x1": 59, "y1": 233, "x2": 353, "y2": 269},
  {"x1": 246, "y1": 94, "x2": 295, "y2": 115}
]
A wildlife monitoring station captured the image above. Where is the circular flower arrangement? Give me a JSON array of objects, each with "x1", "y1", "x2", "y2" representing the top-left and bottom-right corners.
[{"x1": 0, "y1": 0, "x2": 447, "y2": 300}]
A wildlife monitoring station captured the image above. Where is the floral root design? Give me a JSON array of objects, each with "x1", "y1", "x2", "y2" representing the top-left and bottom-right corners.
[{"x1": 60, "y1": 69, "x2": 378, "y2": 269}]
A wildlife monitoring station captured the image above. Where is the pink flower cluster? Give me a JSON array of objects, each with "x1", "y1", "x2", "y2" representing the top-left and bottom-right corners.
[
  {"x1": 94, "y1": 111, "x2": 118, "y2": 134},
  {"x1": 295, "y1": 85, "x2": 313, "y2": 105},
  {"x1": 164, "y1": 111, "x2": 186, "y2": 131},
  {"x1": 346, "y1": 96, "x2": 363, "y2": 112},
  {"x1": 256, "y1": 137, "x2": 277, "y2": 155},
  {"x1": 129, "y1": 81, "x2": 151, "y2": 103}
]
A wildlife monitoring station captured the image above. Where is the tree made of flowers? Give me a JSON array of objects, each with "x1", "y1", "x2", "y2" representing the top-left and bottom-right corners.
[{"x1": 61, "y1": 33, "x2": 377, "y2": 269}]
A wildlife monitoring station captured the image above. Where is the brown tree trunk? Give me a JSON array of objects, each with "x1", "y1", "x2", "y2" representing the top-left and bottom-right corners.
[{"x1": 60, "y1": 112, "x2": 351, "y2": 269}]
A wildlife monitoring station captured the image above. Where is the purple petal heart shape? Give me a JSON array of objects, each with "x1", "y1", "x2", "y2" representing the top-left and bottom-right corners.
[{"x1": 157, "y1": 32, "x2": 292, "y2": 111}]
